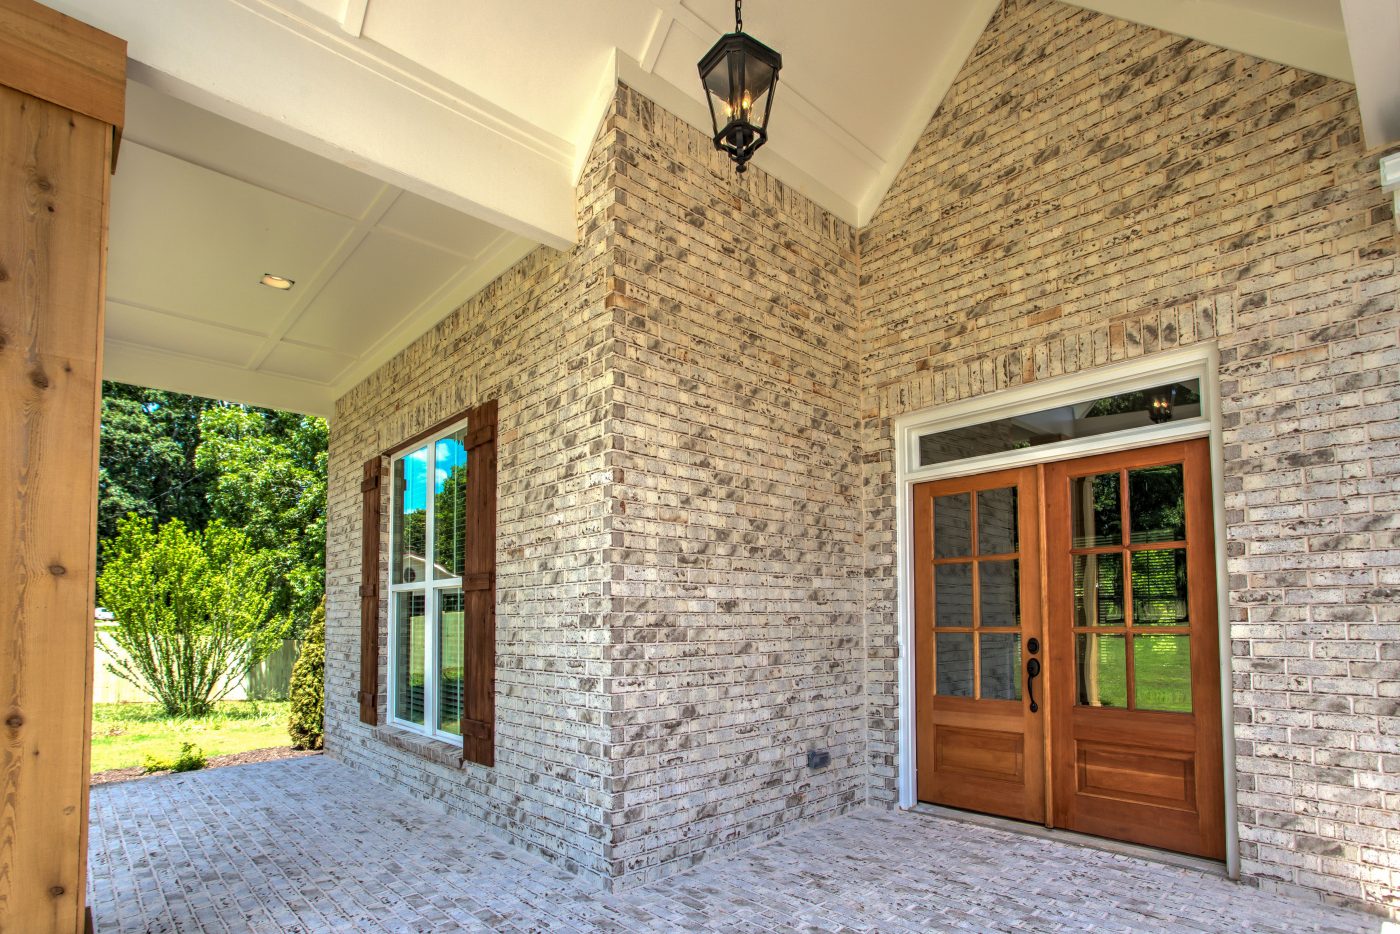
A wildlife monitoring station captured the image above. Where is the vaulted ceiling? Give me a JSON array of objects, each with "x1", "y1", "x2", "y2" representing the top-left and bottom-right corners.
[{"x1": 40, "y1": 0, "x2": 1373, "y2": 416}]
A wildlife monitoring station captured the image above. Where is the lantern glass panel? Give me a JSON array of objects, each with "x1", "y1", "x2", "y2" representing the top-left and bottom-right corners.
[
  {"x1": 703, "y1": 49, "x2": 777, "y2": 108},
  {"x1": 701, "y1": 40, "x2": 778, "y2": 134}
]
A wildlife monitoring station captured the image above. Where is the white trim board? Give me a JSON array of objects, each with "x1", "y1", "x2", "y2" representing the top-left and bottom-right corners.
[{"x1": 890, "y1": 342, "x2": 1240, "y2": 880}]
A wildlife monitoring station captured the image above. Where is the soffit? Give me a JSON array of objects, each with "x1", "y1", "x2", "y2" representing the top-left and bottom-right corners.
[
  {"x1": 103, "y1": 82, "x2": 534, "y2": 416},
  {"x1": 284, "y1": 0, "x2": 1351, "y2": 225}
]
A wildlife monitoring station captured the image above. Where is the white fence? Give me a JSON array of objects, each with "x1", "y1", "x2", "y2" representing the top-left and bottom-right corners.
[{"x1": 93, "y1": 627, "x2": 301, "y2": 704}]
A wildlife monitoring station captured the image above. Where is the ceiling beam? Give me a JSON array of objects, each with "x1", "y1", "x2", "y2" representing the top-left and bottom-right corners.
[
  {"x1": 340, "y1": 0, "x2": 368, "y2": 38},
  {"x1": 1340, "y1": 0, "x2": 1400, "y2": 149},
  {"x1": 104, "y1": 339, "x2": 337, "y2": 417},
  {"x1": 44, "y1": 0, "x2": 577, "y2": 249}
]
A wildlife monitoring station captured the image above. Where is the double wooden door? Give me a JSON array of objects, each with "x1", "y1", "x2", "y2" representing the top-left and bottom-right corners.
[{"x1": 913, "y1": 439, "x2": 1225, "y2": 860}]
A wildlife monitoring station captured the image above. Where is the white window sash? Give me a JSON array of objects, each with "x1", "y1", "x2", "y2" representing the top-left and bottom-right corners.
[{"x1": 386, "y1": 418, "x2": 469, "y2": 741}]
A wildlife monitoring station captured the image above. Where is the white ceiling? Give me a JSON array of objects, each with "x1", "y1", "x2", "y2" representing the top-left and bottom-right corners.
[
  {"x1": 73, "y1": 0, "x2": 1364, "y2": 416},
  {"x1": 104, "y1": 82, "x2": 534, "y2": 415}
]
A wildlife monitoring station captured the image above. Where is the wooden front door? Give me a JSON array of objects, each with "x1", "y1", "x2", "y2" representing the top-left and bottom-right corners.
[
  {"x1": 913, "y1": 467, "x2": 1045, "y2": 823},
  {"x1": 1043, "y1": 439, "x2": 1225, "y2": 859},
  {"x1": 913, "y1": 439, "x2": 1225, "y2": 860}
]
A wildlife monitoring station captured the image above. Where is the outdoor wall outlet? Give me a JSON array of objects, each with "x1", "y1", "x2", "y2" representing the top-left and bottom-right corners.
[{"x1": 807, "y1": 749, "x2": 831, "y2": 770}]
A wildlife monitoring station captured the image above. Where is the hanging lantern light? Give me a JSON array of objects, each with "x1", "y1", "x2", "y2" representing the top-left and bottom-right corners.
[
  {"x1": 697, "y1": 0, "x2": 782, "y2": 173},
  {"x1": 1148, "y1": 385, "x2": 1177, "y2": 424}
]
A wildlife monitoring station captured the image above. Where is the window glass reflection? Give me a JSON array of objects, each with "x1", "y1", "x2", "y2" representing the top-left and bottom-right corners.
[
  {"x1": 392, "y1": 448, "x2": 428, "y2": 584},
  {"x1": 433, "y1": 431, "x2": 469, "y2": 579},
  {"x1": 918, "y1": 380, "x2": 1202, "y2": 467}
]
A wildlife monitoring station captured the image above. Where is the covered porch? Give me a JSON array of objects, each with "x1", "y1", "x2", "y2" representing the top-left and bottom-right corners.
[
  {"x1": 5, "y1": 0, "x2": 1400, "y2": 928},
  {"x1": 88, "y1": 756, "x2": 1379, "y2": 933}
]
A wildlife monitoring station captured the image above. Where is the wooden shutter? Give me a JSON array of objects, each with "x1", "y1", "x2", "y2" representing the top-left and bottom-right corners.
[
  {"x1": 358, "y1": 456, "x2": 382, "y2": 725},
  {"x1": 460, "y1": 399, "x2": 498, "y2": 766}
]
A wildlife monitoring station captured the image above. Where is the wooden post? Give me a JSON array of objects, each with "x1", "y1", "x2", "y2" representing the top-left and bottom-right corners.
[{"x1": 0, "y1": 2, "x2": 124, "y2": 931}]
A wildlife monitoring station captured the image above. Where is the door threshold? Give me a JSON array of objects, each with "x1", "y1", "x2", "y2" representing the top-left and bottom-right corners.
[{"x1": 906, "y1": 803, "x2": 1230, "y2": 879}]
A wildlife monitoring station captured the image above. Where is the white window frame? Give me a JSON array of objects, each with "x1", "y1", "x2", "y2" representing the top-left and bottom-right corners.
[
  {"x1": 387, "y1": 416, "x2": 470, "y2": 744},
  {"x1": 892, "y1": 343, "x2": 1240, "y2": 879}
]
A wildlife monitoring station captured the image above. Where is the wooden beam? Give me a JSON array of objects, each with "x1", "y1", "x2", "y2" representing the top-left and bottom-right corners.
[
  {"x1": 0, "y1": 4, "x2": 124, "y2": 931},
  {"x1": 0, "y1": 0, "x2": 125, "y2": 169}
]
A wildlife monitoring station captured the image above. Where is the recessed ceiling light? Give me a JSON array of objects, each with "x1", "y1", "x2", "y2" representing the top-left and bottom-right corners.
[{"x1": 260, "y1": 273, "x2": 295, "y2": 290}]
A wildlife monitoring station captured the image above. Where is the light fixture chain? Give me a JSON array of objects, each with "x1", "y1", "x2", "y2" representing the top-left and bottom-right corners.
[{"x1": 735, "y1": 0, "x2": 742, "y2": 32}]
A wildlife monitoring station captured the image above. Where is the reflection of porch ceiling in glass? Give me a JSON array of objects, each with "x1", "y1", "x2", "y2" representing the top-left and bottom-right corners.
[{"x1": 919, "y1": 380, "x2": 1203, "y2": 468}]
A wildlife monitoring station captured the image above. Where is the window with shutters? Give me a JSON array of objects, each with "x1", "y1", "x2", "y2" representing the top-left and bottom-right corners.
[{"x1": 387, "y1": 419, "x2": 472, "y2": 741}]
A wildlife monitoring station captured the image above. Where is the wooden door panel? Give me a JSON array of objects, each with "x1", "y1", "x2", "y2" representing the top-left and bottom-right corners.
[
  {"x1": 1074, "y1": 741, "x2": 1196, "y2": 810},
  {"x1": 935, "y1": 725, "x2": 1025, "y2": 783},
  {"x1": 1044, "y1": 439, "x2": 1225, "y2": 860},
  {"x1": 914, "y1": 467, "x2": 1045, "y2": 824}
]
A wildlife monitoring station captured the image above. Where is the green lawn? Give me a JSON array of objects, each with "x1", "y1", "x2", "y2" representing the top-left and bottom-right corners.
[{"x1": 91, "y1": 700, "x2": 291, "y2": 773}]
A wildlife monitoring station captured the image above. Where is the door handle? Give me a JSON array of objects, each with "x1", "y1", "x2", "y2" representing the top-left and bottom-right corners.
[{"x1": 1026, "y1": 657, "x2": 1041, "y2": 713}]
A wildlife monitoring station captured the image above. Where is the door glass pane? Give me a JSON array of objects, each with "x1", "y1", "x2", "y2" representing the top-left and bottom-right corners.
[
  {"x1": 934, "y1": 493, "x2": 971, "y2": 558},
  {"x1": 437, "y1": 588, "x2": 464, "y2": 735},
  {"x1": 977, "y1": 487, "x2": 1018, "y2": 555},
  {"x1": 1129, "y1": 464, "x2": 1185, "y2": 543},
  {"x1": 433, "y1": 430, "x2": 469, "y2": 579},
  {"x1": 935, "y1": 633, "x2": 974, "y2": 697},
  {"x1": 979, "y1": 559, "x2": 1020, "y2": 627},
  {"x1": 1071, "y1": 472, "x2": 1121, "y2": 547},
  {"x1": 979, "y1": 633, "x2": 1022, "y2": 701},
  {"x1": 1131, "y1": 549, "x2": 1188, "y2": 626},
  {"x1": 1075, "y1": 632, "x2": 1127, "y2": 707},
  {"x1": 392, "y1": 447, "x2": 429, "y2": 584},
  {"x1": 1133, "y1": 634, "x2": 1192, "y2": 712},
  {"x1": 394, "y1": 592, "x2": 426, "y2": 725},
  {"x1": 935, "y1": 563, "x2": 973, "y2": 627},
  {"x1": 1073, "y1": 553, "x2": 1125, "y2": 627}
]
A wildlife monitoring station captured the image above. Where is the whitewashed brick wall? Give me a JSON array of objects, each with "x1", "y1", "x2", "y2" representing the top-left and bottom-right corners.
[
  {"x1": 324, "y1": 105, "x2": 621, "y2": 885},
  {"x1": 325, "y1": 0, "x2": 1399, "y2": 913},
  {"x1": 861, "y1": 0, "x2": 1399, "y2": 915},
  {"x1": 599, "y1": 87, "x2": 866, "y2": 886}
]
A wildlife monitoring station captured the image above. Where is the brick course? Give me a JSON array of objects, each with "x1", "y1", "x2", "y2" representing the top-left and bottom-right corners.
[{"x1": 324, "y1": 0, "x2": 1400, "y2": 914}]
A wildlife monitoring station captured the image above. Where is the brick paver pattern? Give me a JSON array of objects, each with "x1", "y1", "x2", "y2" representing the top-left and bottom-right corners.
[{"x1": 88, "y1": 758, "x2": 1378, "y2": 933}]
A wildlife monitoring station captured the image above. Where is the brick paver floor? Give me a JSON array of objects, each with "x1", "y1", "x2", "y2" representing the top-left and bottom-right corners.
[{"x1": 88, "y1": 756, "x2": 1380, "y2": 933}]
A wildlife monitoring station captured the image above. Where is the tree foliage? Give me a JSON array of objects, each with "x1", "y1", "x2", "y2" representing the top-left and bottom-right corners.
[
  {"x1": 98, "y1": 383, "x2": 216, "y2": 551},
  {"x1": 98, "y1": 382, "x2": 328, "y2": 628},
  {"x1": 287, "y1": 601, "x2": 325, "y2": 750},
  {"x1": 195, "y1": 406, "x2": 328, "y2": 623},
  {"x1": 98, "y1": 516, "x2": 290, "y2": 718}
]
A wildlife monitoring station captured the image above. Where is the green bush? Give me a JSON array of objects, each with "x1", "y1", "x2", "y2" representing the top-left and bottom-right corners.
[
  {"x1": 143, "y1": 742, "x2": 206, "y2": 774},
  {"x1": 98, "y1": 516, "x2": 290, "y2": 718},
  {"x1": 288, "y1": 601, "x2": 325, "y2": 750}
]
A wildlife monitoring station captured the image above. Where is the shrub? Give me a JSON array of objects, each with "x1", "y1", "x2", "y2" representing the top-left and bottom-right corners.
[
  {"x1": 143, "y1": 742, "x2": 206, "y2": 774},
  {"x1": 288, "y1": 601, "x2": 325, "y2": 750},
  {"x1": 98, "y1": 516, "x2": 290, "y2": 718}
]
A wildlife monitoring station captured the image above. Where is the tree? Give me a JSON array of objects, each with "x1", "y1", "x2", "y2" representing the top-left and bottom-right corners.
[
  {"x1": 98, "y1": 516, "x2": 290, "y2": 717},
  {"x1": 288, "y1": 601, "x2": 325, "y2": 750},
  {"x1": 97, "y1": 383, "x2": 217, "y2": 555},
  {"x1": 98, "y1": 382, "x2": 329, "y2": 628},
  {"x1": 195, "y1": 405, "x2": 328, "y2": 626}
]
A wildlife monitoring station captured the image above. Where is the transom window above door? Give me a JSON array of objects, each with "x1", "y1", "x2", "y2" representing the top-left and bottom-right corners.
[
  {"x1": 918, "y1": 379, "x2": 1202, "y2": 468},
  {"x1": 389, "y1": 421, "x2": 471, "y2": 740}
]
